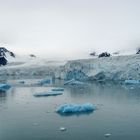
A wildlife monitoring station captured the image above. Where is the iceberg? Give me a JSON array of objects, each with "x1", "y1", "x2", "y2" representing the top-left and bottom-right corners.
[
  {"x1": 0, "y1": 84, "x2": 11, "y2": 91},
  {"x1": 56, "y1": 103, "x2": 96, "y2": 114},
  {"x1": 34, "y1": 91, "x2": 63, "y2": 97},
  {"x1": 125, "y1": 80, "x2": 140, "y2": 84},
  {"x1": 51, "y1": 88, "x2": 64, "y2": 91}
]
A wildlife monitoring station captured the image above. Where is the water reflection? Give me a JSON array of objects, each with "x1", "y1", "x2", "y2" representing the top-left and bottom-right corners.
[
  {"x1": 57, "y1": 111, "x2": 94, "y2": 117},
  {"x1": 1, "y1": 79, "x2": 140, "y2": 140},
  {"x1": 0, "y1": 90, "x2": 8, "y2": 105}
]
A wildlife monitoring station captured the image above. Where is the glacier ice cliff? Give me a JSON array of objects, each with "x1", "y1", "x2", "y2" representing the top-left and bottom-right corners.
[{"x1": 0, "y1": 55, "x2": 140, "y2": 81}]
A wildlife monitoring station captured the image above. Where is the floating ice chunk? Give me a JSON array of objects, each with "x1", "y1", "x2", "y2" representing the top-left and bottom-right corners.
[
  {"x1": 0, "y1": 84, "x2": 11, "y2": 91},
  {"x1": 56, "y1": 103, "x2": 96, "y2": 114},
  {"x1": 59, "y1": 127, "x2": 67, "y2": 132},
  {"x1": 34, "y1": 91, "x2": 63, "y2": 97},
  {"x1": 64, "y1": 79, "x2": 84, "y2": 86},
  {"x1": 125, "y1": 80, "x2": 140, "y2": 84},
  {"x1": 51, "y1": 88, "x2": 64, "y2": 92},
  {"x1": 104, "y1": 133, "x2": 111, "y2": 137}
]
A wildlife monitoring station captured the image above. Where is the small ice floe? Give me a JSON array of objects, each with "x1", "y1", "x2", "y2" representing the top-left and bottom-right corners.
[
  {"x1": 104, "y1": 133, "x2": 111, "y2": 137},
  {"x1": 130, "y1": 86, "x2": 134, "y2": 90},
  {"x1": 51, "y1": 88, "x2": 64, "y2": 92},
  {"x1": 125, "y1": 80, "x2": 140, "y2": 85},
  {"x1": 56, "y1": 103, "x2": 96, "y2": 114},
  {"x1": 64, "y1": 79, "x2": 84, "y2": 86},
  {"x1": 0, "y1": 84, "x2": 11, "y2": 91},
  {"x1": 59, "y1": 127, "x2": 67, "y2": 132},
  {"x1": 34, "y1": 91, "x2": 63, "y2": 97}
]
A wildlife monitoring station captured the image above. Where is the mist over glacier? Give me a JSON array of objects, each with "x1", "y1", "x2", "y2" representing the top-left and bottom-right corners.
[{"x1": 0, "y1": 0, "x2": 140, "y2": 59}]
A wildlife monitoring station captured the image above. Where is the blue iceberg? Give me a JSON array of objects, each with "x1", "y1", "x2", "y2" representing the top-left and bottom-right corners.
[
  {"x1": 51, "y1": 88, "x2": 64, "y2": 92},
  {"x1": 64, "y1": 79, "x2": 84, "y2": 86},
  {"x1": 34, "y1": 91, "x2": 63, "y2": 97},
  {"x1": 125, "y1": 80, "x2": 140, "y2": 85},
  {"x1": 0, "y1": 84, "x2": 11, "y2": 91},
  {"x1": 56, "y1": 103, "x2": 96, "y2": 114}
]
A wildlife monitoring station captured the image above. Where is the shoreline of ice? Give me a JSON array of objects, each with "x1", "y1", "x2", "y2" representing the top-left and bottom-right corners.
[{"x1": 0, "y1": 54, "x2": 140, "y2": 81}]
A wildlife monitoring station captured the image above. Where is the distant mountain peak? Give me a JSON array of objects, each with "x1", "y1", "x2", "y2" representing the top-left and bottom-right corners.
[
  {"x1": 0, "y1": 47, "x2": 15, "y2": 58},
  {"x1": 0, "y1": 47, "x2": 16, "y2": 66}
]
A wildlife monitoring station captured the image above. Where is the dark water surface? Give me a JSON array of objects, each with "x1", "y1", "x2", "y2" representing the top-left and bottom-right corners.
[{"x1": 1, "y1": 79, "x2": 140, "y2": 140}]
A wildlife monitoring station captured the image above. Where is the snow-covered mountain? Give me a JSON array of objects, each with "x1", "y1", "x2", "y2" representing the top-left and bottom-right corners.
[{"x1": 0, "y1": 47, "x2": 15, "y2": 58}]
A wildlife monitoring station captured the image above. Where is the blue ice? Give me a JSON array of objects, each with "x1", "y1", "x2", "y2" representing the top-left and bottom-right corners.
[
  {"x1": 64, "y1": 79, "x2": 84, "y2": 86},
  {"x1": 34, "y1": 91, "x2": 63, "y2": 97},
  {"x1": 56, "y1": 103, "x2": 96, "y2": 114},
  {"x1": 0, "y1": 84, "x2": 11, "y2": 91},
  {"x1": 125, "y1": 80, "x2": 140, "y2": 84}
]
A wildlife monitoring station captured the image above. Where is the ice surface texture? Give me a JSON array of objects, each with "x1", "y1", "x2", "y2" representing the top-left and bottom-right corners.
[
  {"x1": 64, "y1": 79, "x2": 84, "y2": 85},
  {"x1": 56, "y1": 103, "x2": 96, "y2": 114}
]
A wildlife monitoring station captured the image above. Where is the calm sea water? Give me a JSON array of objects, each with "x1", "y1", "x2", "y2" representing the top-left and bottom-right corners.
[{"x1": 1, "y1": 79, "x2": 140, "y2": 140}]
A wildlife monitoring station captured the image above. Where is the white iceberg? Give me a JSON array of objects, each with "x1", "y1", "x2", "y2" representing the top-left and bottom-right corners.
[
  {"x1": 56, "y1": 103, "x2": 96, "y2": 114},
  {"x1": 34, "y1": 91, "x2": 63, "y2": 97},
  {"x1": 0, "y1": 84, "x2": 11, "y2": 91}
]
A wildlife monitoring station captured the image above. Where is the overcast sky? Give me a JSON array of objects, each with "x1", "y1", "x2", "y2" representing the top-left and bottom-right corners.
[{"x1": 0, "y1": 0, "x2": 140, "y2": 59}]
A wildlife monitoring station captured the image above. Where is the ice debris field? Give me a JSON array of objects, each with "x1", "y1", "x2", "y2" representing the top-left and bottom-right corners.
[{"x1": 0, "y1": 81, "x2": 97, "y2": 115}]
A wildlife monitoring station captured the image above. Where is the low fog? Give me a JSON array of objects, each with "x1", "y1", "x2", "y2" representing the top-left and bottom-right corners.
[{"x1": 0, "y1": 0, "x2": 140, "y2": 59}]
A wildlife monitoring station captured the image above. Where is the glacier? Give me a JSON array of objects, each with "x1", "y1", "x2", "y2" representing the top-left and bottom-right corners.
[{"x1": 0, "y1": 54, "x2": 140, "y2": 82}]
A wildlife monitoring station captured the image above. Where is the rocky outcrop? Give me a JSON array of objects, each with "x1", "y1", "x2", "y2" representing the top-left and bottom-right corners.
[
  {"x1": 98, "y1": 52, "x2": 111, "y2": 58},
  {"x1": 0, "y1": 47, "x2": 15, "y2": 66}
]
